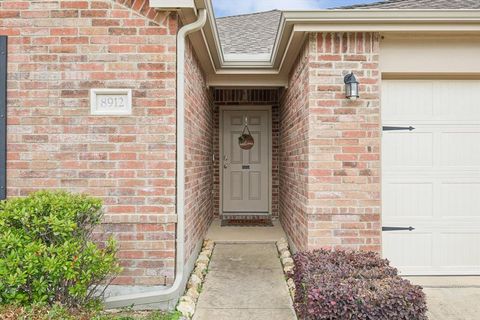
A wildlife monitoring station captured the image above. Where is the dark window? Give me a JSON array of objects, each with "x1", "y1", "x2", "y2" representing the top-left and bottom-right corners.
[{"x1": 0, "y1": 36, "x2": 7, "y2": 200}]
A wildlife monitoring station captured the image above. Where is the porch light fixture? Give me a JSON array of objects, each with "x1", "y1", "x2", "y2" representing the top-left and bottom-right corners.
[{"x1": 344, "y1": 72, "x2": 359, "y2": 100}]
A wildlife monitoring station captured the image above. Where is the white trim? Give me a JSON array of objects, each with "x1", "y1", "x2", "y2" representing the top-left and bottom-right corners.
[
  {"x1": 207, "y1": 75, "x2": 288, "y2": 88},
  {"x1": 293, "y1": 24, "x2": 480, "y2": 32},
  {"x1": 149, "y1": 0, "x2": 195, "y2": 9},
  {"x1": 219, "y1": 105, "x2": 273, "y2": 217},
  {"x1": 223, "y1": 53, "x2": 272, "y2": 62}
]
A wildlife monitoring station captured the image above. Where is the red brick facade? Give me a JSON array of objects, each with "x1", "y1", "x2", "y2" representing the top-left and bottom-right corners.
[
  {"x1": 279, "y1": 42, "x2": 311, "y2": 251},
  {"x1": 280, "y1": 33, "x2": 382, "y2": 252},
  {"x1": 184, "y1": 40, "x2": 214, "y2": 262},
  {"x1": 1, "y1": 0, "x2": 383, "y2": 289},
  {"x1": 1, "y1": 0, "x2": 179, "y2": 286}
]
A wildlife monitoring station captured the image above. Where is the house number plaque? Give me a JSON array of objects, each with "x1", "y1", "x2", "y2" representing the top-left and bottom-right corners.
[{"x1": 90, "y1": 88, "x2": 132, "y2": 115}]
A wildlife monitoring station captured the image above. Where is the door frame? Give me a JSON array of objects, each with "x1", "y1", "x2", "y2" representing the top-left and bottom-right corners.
[{"x1": 219, "y1": 105, "x2": 272, "y2": 216}]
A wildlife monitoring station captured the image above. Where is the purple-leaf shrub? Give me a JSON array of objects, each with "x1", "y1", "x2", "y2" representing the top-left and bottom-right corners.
[{"x1": 293, "y1": 250, "x2": 427, "y2": 320}]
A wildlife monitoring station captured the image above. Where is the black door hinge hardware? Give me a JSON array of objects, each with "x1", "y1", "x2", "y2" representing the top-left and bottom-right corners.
[
  {"x1": 382, "y1": 126, "x2": 415, "y2": 131},
  {"x1": 382, "y1": 226, "x2": 415, "y2": 232}
]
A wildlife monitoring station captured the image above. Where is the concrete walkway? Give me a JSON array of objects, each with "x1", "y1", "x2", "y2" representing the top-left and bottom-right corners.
[
  {"x1": 406, "y1": 277, "x2": 480, "y2": 320},
  {"x1": 193, "y1": 243, "x2": 297, "y2": 320}
]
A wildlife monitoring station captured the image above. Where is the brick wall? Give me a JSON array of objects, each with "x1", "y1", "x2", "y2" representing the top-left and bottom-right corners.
[
  {"x1": 1, "y1": 0, "x2": 179, "y2": 286},
  {"x1": 281, "y1": 33, "x2": 381, "y2": 252},
  {"x1": 213, "y1": 89, "x2": 279, "y2": 217},
  {"x1": 279, "y1": 42, "x2": 310, "y2": 251},
  {"x1": 184, "y1": 39, "x2": 214, "y2": 262}
]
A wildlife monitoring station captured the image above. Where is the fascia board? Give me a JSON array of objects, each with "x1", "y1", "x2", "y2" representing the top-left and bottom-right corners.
[
  {"x1": 223, "y1": 53, "x2": 272, "y2": 62},
  {"x1": 214, "y1": 69, "x2": 280, "y2": 75},
  {"x1": 270, "y1": 14, "x2": 293, "y2": 69},
  {"x1": 207, "y1": 73, "x2": 288, "y2": 87},
  {"x1": 286, "y1": 10, "x2": 480, "y2": 33},
  {"x1": 201, "y1": 0, "x2": 224, "y2": 69},
  {"x1": 282, "y1": 9, "x2": 480, "y2": 21},
  {"x1": 220, "y1": 61, "x2": 274, "y2": 68},
  {"x1": 293, "y1": 23, "x2": 480, "y2": 32},
  {"x1": 149, "y1": 0, "x2": 195, "y2": 9},
  {"x1": 277, "y1": 26, "x2": 308, "y2": 76}
]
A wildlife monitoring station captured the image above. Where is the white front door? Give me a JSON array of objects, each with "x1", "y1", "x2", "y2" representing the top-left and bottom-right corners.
[
  {"x1": 222, "y1": 109, "x2": 270, "y2": 215},
  {"x1": 382, "y1": 80, "x2": 480, "y2": 275}
]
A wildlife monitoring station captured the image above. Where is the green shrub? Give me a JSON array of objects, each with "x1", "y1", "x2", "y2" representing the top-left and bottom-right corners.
[{"x1": 0, "y1": 191, "x2": 121, "y2": 308}]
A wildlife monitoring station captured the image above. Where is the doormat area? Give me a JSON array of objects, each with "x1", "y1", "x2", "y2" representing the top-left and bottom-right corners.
[{"x1": 221, "y1": 217, "x2": 274, "y2": 227}]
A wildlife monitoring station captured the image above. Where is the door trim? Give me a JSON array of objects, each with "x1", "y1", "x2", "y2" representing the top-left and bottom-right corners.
[{"x1": 219, "y1": 105, "x2": 272, "y2": 216}]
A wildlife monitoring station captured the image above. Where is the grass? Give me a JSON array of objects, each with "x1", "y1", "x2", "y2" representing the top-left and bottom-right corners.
[
  {"x1": 0, "y1": 304, "x2": 182, "y2": 320},
  {"x1": 100, "y1": 310, "x2": 182, "y2": 320}
]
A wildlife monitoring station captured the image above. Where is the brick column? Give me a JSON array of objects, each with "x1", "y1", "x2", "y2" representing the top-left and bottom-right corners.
[
  {"x1": 279, "y1": 43, "x2": 310, "y2": 252},
  {"x1": 307, "y1": 33, "x2": 381, "y2": 252}
]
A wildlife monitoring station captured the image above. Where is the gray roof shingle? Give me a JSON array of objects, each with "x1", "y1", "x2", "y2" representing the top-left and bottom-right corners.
[
  {"x1": 216, "y1": 10, "x2": 281, "y2": 56},
  {"x1": 335, "y1": 0, "x2": 480, "y2": 9}
]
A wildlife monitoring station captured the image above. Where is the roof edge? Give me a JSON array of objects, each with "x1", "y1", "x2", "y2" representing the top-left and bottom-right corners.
[
  {"x1": 150, "y1": 0, "x2": 480, "y2": 87},
  {"x1": 216, "y1": 9, "x2": 280, "y2": 20},
  {"x1": 332, "y1": 0, "x2": 396, "y2": 10}
]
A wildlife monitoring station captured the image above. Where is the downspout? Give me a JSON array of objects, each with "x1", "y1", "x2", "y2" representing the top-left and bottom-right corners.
[{"x1": 105, "y1": 8, "x2": 207, "y2": 309}]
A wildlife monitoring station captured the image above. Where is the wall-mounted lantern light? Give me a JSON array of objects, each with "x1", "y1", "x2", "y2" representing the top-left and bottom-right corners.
[{"x1": 344, "y1": 72, "x2": 359, "y2": 100}]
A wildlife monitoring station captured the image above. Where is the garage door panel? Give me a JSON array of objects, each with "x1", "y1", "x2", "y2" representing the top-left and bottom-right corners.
[
  {"x1": 382, "y1": 79, "x2": 480, "y2": 275},
  {"x1": 440, "y1": 183, "x2": 480, "y2": 218},
  {"x1": 440, "y1": 131, "x2": 480, "y2": 167},
  {"x1": 383, "y1": 132, "x2": 433, "y2": 167},
  {"x1": 438, "y1": 233, "x2": 480, "y2": 267},
  {"x1": 383, "y1": 232, "x2": 433, "y2": 270},
  {"x1": 435, "y1": 81, "x2": 480, "y2": 120},
  {"x1": 383, "y1": 182, "x2": 433, "y2": 219},
  {"x1": 383, "y1": 80, "x2": 480, "y2": 121},
  {"x1": 382, "y1": 80, "x2": 434, "y2": 120}
]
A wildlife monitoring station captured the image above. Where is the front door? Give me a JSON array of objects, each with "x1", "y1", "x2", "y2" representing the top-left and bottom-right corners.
[{"x1": 222, "y1": 109, "x2": 270, "y2": 215}]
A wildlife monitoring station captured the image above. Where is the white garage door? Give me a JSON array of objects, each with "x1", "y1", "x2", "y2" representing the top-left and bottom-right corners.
[{"x1": 382, "y1": 80, "x2": 480, "y2": 275}]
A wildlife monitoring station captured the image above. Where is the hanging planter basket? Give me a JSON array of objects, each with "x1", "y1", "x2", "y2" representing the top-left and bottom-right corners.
[{"x1": 238, "y1": 124, "x2": 254, "y2": 150}]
